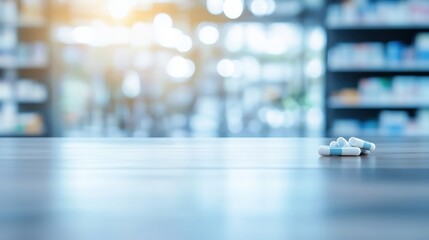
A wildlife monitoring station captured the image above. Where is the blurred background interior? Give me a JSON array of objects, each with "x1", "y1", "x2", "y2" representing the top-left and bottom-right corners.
[{"x1": 1, "y1": 0, "x2": 429, "y2": 137}]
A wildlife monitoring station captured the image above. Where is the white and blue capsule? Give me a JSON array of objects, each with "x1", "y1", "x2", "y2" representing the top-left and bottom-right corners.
[
  {"x1": 360, "y1": 149, "x2": 371, "y2": 155},
  {"x1": 329, "y1": 141, "x2": 338, "y2": 147},
  {"x1": 337, "y1": 137, "x2": 350, "y2": 147},
  {"x1": 318, "y1": 145, "x2": 361, "y2": 156},
  {"x1": 349, "y1": 137, "x2": 376, "y2": 151}
]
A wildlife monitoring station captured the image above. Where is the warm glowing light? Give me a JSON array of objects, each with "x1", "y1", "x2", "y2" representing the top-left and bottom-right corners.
[
  {"x1": 176, "y1": 35, "x2": 193, "y2": 53},
  {"x1": 217, "y1": 59, "x2": 235, "y2": 77},
  {"x1": 108, "y1": 0, "x2": 131, "y2": 19},
  {"x1": 72, "y1": 26, "x2": 94, "y2": 44},
  {"x1": 153, "y1": 13, "x2": 173, "y2": 29},
  {"x1": 89, "y1": 20, "x2": 112, "y2": 47},
  {"x1": 131, "y1": 22, "x2": 153, "y2": 47},
  {"x1": 166, "y1": 56, "x2": 195, "y2": 80},
  {"x1": 55, "y1": 26, "x2": 73, "y2": 44},
  {"x1": 157, "y1": 28, "x2": 182, "y2": 48},
  {"x1": 112, "y1": 26, "x2": 131, "y2": 45},
  {"x1": 122, "y1": 71, "x2": 141, "y2": 98},
  {"x1": 198, "y1": 24, "x2": 219, "y2": 45},
  {"x1": 223, "y1": 0, "x2": 244, "y2": 19},
  {"x1": 206, "y1": 0, "x2": 223, "y2": 15}
]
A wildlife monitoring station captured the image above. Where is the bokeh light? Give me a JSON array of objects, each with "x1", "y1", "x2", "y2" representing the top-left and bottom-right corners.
[
  {"x1": 153, "y1": 13, "x2": 173, "y2": 29},
  {"x1": 72, "y1": 26, "x2": 94, "y2": 44},
  {"x1": 223, "y1": 0, "x2": 244, "y2": 19},
  {"x1": 176, "y1": 35, "x2": 193, "y2": 53},
  {"x1": 305, "y1": 58, "x2": 324, "y2": 79},
  {"x1": 224, "y1": 24, "x2": 245, "y2": 52},
  {"x1": 246, "y1": 23, "x2": 266, "y2": 53},
  {"x1": 217, "y1": 59, "x2": 236, "y2": 77},
  {"x1": 307, "y1": 27, "x2": 326, "y2": 51},
  {"x1": 122, "y1": 71, "x2": 141, "y2": 99},
  {"x1": 23, "y1": 0, "x2": 326, "y2": 138},
  {"x1": 249, "y1": 0, "x2": 276, "y2": 17},
  {"x1": 166, "y1": 56, "x2": 196, "y2": 81},
  {"x1": 206, "y1": 0, "x2": 223, "y2": 15},
  {"x1": 198, "y1": 23, "x2": 219, "y2": 45},
  {"x1": 156, "y1": 28, "x2": 183, "y2": 48},
  {"x1": 107, "y1": 0, "x2": 131, "y2": 19}
]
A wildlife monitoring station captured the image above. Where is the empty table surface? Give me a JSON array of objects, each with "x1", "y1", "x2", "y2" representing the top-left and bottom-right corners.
[{"x1": 0, "y1": 138, "x2": 429, "y2": 240}]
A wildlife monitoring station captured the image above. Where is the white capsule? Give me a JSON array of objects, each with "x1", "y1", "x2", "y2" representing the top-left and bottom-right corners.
[
  {"x1": 360, "y1": 149, "x2": 371, "y2": 155},
  {"x1": 337, "y1": 137, "x2": 350, "y2": 147},
  {"x1": 318, "y1": 145, "x2": 361, "y2": 156},
  {"x1": 329, "y1": 141, "x2": 338, "y2": 147},
  {"x1": 349, "y1": 137, "x2": 376, "y2": 151}
]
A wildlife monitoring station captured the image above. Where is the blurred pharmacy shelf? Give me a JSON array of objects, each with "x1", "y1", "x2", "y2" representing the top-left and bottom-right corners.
[
  {"x1": 330, "y1": 109, "x2": 429, "y2": 137},
  {"x1": 328, "y1": 67, "x2": 429, "y2": 73},
  {"x1": 327, "y1": 24, "x2": 429, "y2": 31},
  {"x1": 328, "y1": 103, "x2": 429, "y2": 109},
  {"x1": 325, "y1": 0, "x2": 429, "y2": 137},
  {"x1": 51, "y1": 0, "x2": 324, "y2": 137},
  {"x1": 0, "y1": 0, "x2": 53, "y2": 136},
  {"x1": 326, "y1": 0, "x2": 429, "y2": 27}
]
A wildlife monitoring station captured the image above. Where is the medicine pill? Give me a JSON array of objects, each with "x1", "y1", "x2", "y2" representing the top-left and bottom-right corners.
[
  {"x1": 318, "y1": 145, "x2": 361, "y2": 156},
  {"x1": 349, "y1": 137, "x2": 376, "y2": 151},
  {"x1": 361, "y1": 149, "x2": 371, "y2": 155},
  {"x1": 329, "y1": 141, "x2": 338, "y2": 147},
  {"x1": 337, "y1": 137, "x2": 350, "y2": 147}
]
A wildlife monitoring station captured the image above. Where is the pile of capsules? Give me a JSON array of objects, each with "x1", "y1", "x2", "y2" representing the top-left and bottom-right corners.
[{"x1": 318, "y1": 137, "x2": 376, "y2": 156}]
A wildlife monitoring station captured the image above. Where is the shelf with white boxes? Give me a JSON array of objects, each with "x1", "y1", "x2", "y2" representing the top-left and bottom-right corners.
[
  {"x1": 328, "y1": 102, "x2": 429, "y2": 110},
  {"x1": 0, "y1": 0, "x2": 53, "y2": 137},
  {"x1": 325, "y1": 0, "x2": 429, "y2": 137},
  {"x1": 327, "y1": 24, "x2": 429, "y2": 31},
  {"x1": 326, "y1": 0, "x2": 429, "y2": 30},
  {"x1": 328, "y1": 66, "x2": 429, "y2": 73},
  {"x1": 329, "y1": 130, "x2": 429, "y2": 138}
]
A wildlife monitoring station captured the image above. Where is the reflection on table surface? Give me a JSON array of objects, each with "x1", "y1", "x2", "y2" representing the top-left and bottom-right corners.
[{"x1": 0, "y1": 138, "x2": 429, "y2": 240}]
